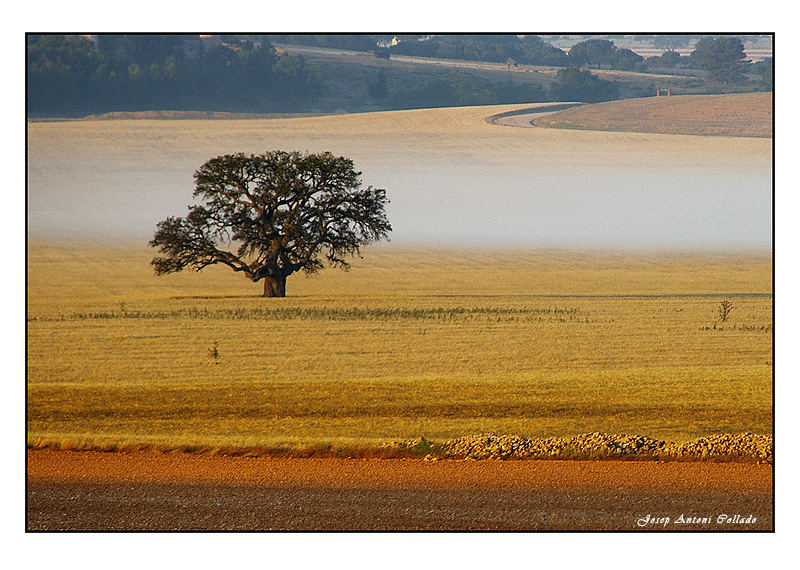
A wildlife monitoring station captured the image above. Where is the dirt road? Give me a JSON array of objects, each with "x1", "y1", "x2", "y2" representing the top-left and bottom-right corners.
[
  {"x1": 488, "y1": 104, "x2": 583, "y2": 127},
  {"x1": 26, "y1": 449, "x2": 772, "y2": 531}
]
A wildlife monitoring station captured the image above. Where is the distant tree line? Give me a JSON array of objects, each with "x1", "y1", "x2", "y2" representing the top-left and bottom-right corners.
[
  {"x1": 278, "y1": 34, "x2": 770, "y2": 96},
  {"x1": 27, "y1": 34, "x2": 322, "y2": 116},
  {"x1": 564, "y1": 39, "x2": 644, "y2": 71},
  {"x1": 390, "y1": 34, "x2": 571, "y2": 67},
  {"x1": 374, "y1": 70, "x2": 551, "y2": 109},
  {"x1": 290, "y1": 34, "x2": 765, "y2": 77},
  {"x1": 27, "y1": 34, "x2": 772, "y2": 117},
  {"x1": 368, "y1": 67, "x2": 622, "y2": 108}
]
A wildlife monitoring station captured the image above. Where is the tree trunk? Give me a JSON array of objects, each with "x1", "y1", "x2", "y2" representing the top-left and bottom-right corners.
[{"x1": 262, "y1": 275, "x2": 287, "y2": 297}]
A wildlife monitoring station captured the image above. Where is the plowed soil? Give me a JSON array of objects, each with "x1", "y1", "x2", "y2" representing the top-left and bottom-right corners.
[{"x1": 27, "y1": 449, "x2": 773, "y2": 531}]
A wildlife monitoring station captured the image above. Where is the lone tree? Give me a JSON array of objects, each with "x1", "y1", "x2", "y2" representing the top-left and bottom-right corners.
[{"x1": 150, "y1": 150, "x2": 391, "y2": 297}]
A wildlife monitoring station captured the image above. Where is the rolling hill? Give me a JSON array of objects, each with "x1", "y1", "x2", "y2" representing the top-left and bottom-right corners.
[{"x1": 529, "y1": 92, "x2": 772, "y2": 137}]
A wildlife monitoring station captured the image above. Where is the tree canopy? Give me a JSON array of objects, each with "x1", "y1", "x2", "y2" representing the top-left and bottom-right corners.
[
  {"x1": 568, "y1": 39, "x2": 617, "y2": 67},
  {"x1": 568, "y1": 39, "x2": 644, "y2": 71},
  {"x1": 550, "y1": 68, "x2": 619, "y2": 103},
  {"x1": 27, "y1": 34, "x2": 320, "y2": 116},
  {"x1": 150, "y1": 151, "x2": 391, "y2": 297},
  {"x1": 690, "y1": 36, "x2": 748, "y2": 83}
]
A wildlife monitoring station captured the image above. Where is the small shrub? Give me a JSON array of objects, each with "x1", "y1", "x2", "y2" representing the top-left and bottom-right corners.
[
  {"x1": 207, "y1": 341, "x2": 220, "y2": 363},
  {"x1": 718, "y1": 299, "x2": 734, "y2": 322}
]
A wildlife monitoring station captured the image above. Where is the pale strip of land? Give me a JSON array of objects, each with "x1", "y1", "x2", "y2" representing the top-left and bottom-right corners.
[{"x1": 27, "y1": 100, "x2": 772, "y2": 178}]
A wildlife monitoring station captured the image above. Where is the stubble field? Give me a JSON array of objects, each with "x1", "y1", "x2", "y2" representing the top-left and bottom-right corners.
[
  {"x1": 27, "y1": 98, "x2": 772, "y2": 456},
  {"x1": 532, "y1": 92, "x2": 772, "y2": 137},
  {"x1": 27, "y1": 241, "x2": 772, "y2": 454}
]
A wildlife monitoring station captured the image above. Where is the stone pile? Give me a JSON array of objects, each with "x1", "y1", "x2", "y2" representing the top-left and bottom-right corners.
[
  {"x1": 441, "y1": 432, "x2": 666, "y2": 460},
  {"x1": 560, "y1": 432, "x2": 667, "y2": 458},
  {"x1": 440, "y1": 433, "x2": 534, "y2": 460},
  {"x1": 660, "y1": 433, "x2": 773, "y2": 463},
  {"x1": 438, "y1": 432, "x2": 772, "y2": 463}
]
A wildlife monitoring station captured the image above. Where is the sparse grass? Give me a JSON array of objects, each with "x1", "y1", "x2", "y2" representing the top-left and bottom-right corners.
[
  {"x1": 207, "y1": 340, "x2": 220, "y2": 363},
  {"x1": 718, "y1": 299, "x2": 735, "y2": 322},
  {"x1": 27, "y1": 241, "x2": 772, "y2": 451},
  {"x1": 28, "y1": 305, "x2": 585, "y2": 323}
]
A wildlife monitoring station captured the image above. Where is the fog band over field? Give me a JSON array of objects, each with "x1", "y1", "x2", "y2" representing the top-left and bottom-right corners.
[{"x1": 27, "y1": 104, "x2": 772, "y2": 250}]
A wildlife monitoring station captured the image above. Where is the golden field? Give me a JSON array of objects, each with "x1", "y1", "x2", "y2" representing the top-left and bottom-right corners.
[
  {"x1": 27, "y1": 102, "x2": 772, "y2": 455},
  {"x1": 29, "y1": 101, "x2": 771, "y2": 172},
  {"x1": 27, "y1": 241, "x2": 772, "y2": 452}
]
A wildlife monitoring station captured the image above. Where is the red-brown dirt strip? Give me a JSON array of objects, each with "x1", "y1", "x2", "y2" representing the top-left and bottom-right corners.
[{"x1": 27, "y1": 449, "x2": 773, "y2": 531}]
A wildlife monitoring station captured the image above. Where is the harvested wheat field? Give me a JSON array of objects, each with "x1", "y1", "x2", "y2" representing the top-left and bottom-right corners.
[
  {"x1": 531, "y1": 93, "x2": 773, "y2": 137},
  {"x1": 27, "y1": 242, "x2": 772, "y2": 451}
]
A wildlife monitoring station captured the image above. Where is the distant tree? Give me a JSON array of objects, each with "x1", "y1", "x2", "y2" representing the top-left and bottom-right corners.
[
  {"x1": 150, "y1": 151, "x2": 391, "y2": 297},
  {"x1": 690, "y1": 36, "x2": 748, "y2": 83},
  {"x1": 27, "y1": 34, "x2": 101, "y2": 114},
  {"x1": 568, "y1": 39, "x2": 616, "y2": 67},
  {"x1": 550, "y1": 67, "x2": 619, "y2": 102},
  {"x1": 519, "y1": 37, "x2": 569, "y2": 66},
  {"x1": 753, "y1": 57, "x2": 773, "y2": 90},
  {"x1": 610, "y1": 48, "x2": 644, "y2": 71},
  {"x1": 568, "y1": 40, "x2": 645, "y2": 71},
  {"x1": 659, "y1": 50, "x2": 682, "y2": 67}
]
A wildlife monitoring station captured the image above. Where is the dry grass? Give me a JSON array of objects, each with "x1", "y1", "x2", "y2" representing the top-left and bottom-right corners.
[
  {"x1": 533, "y1": 93, "x2": 772, "y2": 138},
  {"x1": 27, "y1": 241, "x2": 772, "y2": 451}
]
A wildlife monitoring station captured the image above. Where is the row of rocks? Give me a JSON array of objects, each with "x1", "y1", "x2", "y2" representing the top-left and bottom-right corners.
[
  {"x1": 659, "y1": 432, "x2": 773, "y2": 462},
  {"x1": 383, "y1": 432, "x2": 773, "y2": 463},
  {"x1": 440, "y1": 433, "x2": 668, "y2": 461}
]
